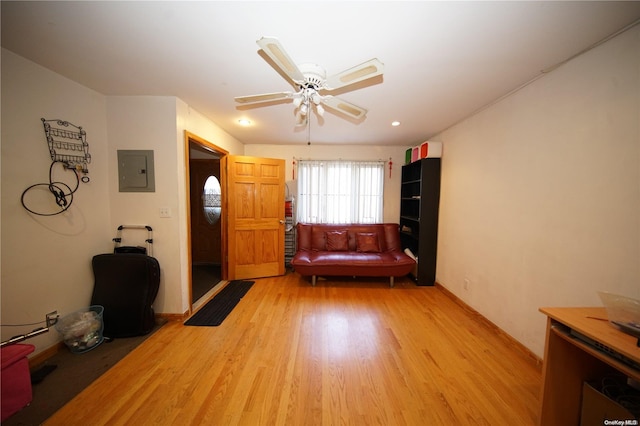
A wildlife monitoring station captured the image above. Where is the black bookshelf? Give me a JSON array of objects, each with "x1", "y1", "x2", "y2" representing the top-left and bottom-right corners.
[{"x1": 399, "y1": 158, "x2": 441, "y2": 285}]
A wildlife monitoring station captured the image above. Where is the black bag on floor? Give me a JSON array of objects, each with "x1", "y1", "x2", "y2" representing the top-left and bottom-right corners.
[
  {"x1": 91, "y1": 253, "x2": 160, "y2": 338},
  {"x1": 90, "y1": 225, "x2": 160, "y2": 338}
]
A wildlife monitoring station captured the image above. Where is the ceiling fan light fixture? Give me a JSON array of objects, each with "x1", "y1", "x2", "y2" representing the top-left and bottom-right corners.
[
  {"x1": 295, "y1": 111, "x2": 307, "y2": 127},
  {"x1": 238, "y1": 37, "x2": 383, "y2": 126},
  {"x1": 238, "y1": 119, "x2": 252, "y2": 126},
  {"x1": 298, "y1": 63, "x2": 327, "y2": 85}
]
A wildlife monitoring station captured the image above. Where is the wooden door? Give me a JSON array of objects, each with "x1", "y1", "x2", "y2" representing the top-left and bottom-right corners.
[{"x1": 224, "y1": 155, "x2": 285, "y2": 280}]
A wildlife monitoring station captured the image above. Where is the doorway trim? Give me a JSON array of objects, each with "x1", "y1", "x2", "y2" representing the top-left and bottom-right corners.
[{"x1": 184, "y1": 131, "x2": 229, "y2": 314}]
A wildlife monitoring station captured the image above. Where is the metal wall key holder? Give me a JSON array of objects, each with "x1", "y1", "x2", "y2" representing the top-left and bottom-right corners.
[
  {"x1": 41, "y1": 118, "x2": 91, "y2": 181},
  {"x1": 20, "y1": 118, "x2": 92, "y2": 216}
]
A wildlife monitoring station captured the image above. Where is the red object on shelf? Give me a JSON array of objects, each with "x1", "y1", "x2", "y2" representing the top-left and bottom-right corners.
[
  {"x1": 420, "y1": 142, "x2": 428, "y2": 158},
  {"x1": 419, "y1": 141, "x2": 443, "y2": 158},
  {"x1": 1, "y1": 343, "x2": 35, "y2": 421}
]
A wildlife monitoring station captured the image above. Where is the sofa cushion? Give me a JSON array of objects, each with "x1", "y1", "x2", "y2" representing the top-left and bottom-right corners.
[
  {"x1": 356, "y1": 232, "x2": 381, "y2": 253},
  {"x1": 310, "y1": 226, "x2": 327, "y2": 251},
  {"x1": 326, "y1": 230, "x2": 349, "y2": 251}
]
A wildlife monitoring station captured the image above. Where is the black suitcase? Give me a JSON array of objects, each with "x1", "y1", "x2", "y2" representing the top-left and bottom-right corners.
[{"x1": 90, "y1": 225, "x2": 160, "y2": 338}]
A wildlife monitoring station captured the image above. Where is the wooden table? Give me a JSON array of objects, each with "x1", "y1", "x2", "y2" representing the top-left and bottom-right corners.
[{"x1": 538, "y1": 307, "x2": 640, "y2": 425}]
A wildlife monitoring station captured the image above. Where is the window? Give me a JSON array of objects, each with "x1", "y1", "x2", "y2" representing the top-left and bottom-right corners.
[
  {"x1": 202, "y1": 175, "x2": 222, "y2": 225},
  {"x1": 297, "y1": 160, "x2": 384, "y2": 224}
]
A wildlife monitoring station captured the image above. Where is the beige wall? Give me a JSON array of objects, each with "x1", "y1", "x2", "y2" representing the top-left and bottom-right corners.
[
  {"x1": 1, "y1": 48, "x2": 112, "y2": 352},
  {"x1": 105, "y1": 97, "x2": 246, "y2": 316},
  {"x1": 435, "y1": 24, "x2": 640, "y2": 357},
  {"x1": 1, "y1": 49, "x2": 246, "y2": 354},
  {"x1": 106, "y1": 97, "x2": 181, "y2": 314}
]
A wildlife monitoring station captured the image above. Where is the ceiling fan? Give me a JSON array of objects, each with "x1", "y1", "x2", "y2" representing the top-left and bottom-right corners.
[{"x1": 235, "y1": 37, "x2": 384, "y2": 127}]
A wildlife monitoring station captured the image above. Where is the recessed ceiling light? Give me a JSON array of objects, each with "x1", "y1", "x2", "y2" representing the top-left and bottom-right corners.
[
  {"x1": 391, "y1": 121, "x2": 400, "y2": 127},
  {"x1": 238, "y1": 119, "x2": 251, "y2": 126}
]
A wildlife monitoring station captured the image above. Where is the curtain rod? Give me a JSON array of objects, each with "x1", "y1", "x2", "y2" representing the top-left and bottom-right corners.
[{"x1": 294, "y1": 157, "x2": 387, "y2": 163}]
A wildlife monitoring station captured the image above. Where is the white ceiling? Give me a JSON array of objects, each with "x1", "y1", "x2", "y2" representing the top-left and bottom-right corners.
[{"x1": 3, "y1": 1, "x2": 640, "y2": 147}]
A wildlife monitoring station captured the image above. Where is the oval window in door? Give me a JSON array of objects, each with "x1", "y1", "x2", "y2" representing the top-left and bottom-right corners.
[{"x1": 203, "y1": 175, "x2": 222, "y2": 225}]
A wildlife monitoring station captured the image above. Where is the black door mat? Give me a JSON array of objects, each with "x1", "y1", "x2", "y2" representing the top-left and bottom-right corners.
[{"x1": 185, "y1": 280, "x2": 254, "y2": 326}]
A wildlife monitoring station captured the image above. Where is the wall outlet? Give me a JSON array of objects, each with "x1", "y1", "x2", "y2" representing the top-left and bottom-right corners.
[
  {"x1": 46, "y1": 311, "x2": 59, "y2": 327},
  {"x1": 159, "y1": 207, "x2": 171, "y2": 218},
  {"x1": 463, "y1": 277, "x2": 470, "y2": 290}
]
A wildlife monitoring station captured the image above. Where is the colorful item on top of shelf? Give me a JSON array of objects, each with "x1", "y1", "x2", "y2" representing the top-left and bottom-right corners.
[
  {"x1": 406, "y1": 141, "x2": 443, "y2": 164},
  {"x1": 420, "y1": 141, "x2": 442, "y2": 159}
]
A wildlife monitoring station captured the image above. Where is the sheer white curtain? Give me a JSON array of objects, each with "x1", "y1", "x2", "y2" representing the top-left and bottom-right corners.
[{"x1": 297, "y1": 160, "x2": 384, "y2": 224}]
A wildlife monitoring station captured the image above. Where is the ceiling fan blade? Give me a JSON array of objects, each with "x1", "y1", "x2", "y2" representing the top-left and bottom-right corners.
[
  {"x1": 324, "y1": 58, "x2": 384, "y2": 91},
  {"x1": 235, "y1": 91, "x2": 294, "y2": 104},
  {"x1": 320, "y1": 96, "x2": 368, "y2": 119},
  {"x1": 256, "y1": 37, "x2": 305, "y2": 83}
]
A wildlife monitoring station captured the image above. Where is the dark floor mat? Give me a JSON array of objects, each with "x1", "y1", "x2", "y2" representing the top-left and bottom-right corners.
[
  {"x1": 31, "y1": 364, "x2": 57, "y2": 384},
  {"x1": 185, "y1": 280, "x2": 254, "y2": 326}
]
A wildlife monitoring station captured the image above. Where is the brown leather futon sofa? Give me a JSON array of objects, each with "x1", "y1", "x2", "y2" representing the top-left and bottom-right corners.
[{"x1": 291, "y1": 223, "x2": 416, "y2": 287}]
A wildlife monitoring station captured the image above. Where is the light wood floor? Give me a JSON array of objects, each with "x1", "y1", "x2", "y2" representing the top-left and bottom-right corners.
[{"x1": 45, "y1": 273, "x2": 541, "y2": 425}]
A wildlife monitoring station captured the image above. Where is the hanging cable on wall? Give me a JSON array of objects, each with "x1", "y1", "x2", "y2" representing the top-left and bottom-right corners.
[
  {"x1": 21, "y1": 160, "x2": 81, "y2": 216},
  {"x1": 20, "y1": 118, "x2": 90, "y2": 216}
]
